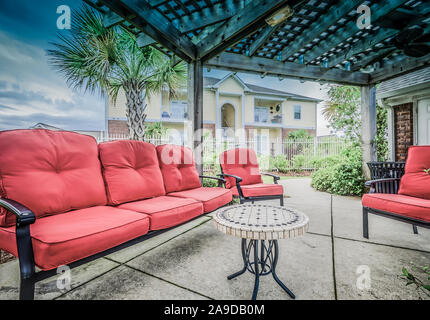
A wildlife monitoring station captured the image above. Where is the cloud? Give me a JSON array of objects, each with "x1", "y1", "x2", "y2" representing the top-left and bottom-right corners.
[
  {"x1": 0, "y1": 104, "x2": 16, "y2": 111},
  {"x1": 0, "y1": 30, "x2": 105, "y2": 131}
]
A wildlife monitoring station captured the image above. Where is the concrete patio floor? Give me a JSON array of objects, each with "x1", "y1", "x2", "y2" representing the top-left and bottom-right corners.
[{"x1": 0, "y1": 178, "x2": 429, "y2": 300}]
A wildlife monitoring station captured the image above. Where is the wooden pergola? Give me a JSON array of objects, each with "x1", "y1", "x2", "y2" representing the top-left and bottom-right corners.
[{"x1": 84, "y1": 0, "x2": 430, "y2": 177}]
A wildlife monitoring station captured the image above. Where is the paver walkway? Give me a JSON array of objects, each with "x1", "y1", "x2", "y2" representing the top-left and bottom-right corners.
[{"x1": 0, "y1": 178, "x2": 429, "y2": 300}]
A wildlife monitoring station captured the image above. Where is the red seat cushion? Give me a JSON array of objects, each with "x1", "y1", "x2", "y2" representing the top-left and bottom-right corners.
[
  {"x1": 99, "y1": 140, "x2": 165, "y2": 205},
  {"x1": 220, "y1": 148, "x2": 262, "y2": 189},
  {"x1": 118, "y1": 196, "x2": 203, "y2": 230},
  {"x1": 0, "y1": 129, "x2": 107, "y2": 227},
  {"x1": 231, "y1": 183, "x2": 284, "y2": 197},
  {"x1": 156, "y1": 145, "x2": 201, "y2": 193},
  {"x1": 168, "y1": 187, "x2": 232, "y2": 213},
  {"x1": 362, "y1": 193, "x2": 430, "y2": 222},
  {"x1": 398, "y1": 146, "x2": 430, "y2": 199},
  {"x1": 0, "y1": 206, "x2": 150, "y2": 270}
]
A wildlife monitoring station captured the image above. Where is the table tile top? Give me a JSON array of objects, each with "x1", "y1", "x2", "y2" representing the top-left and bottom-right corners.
[{"x1": 213, "y1": 204, "x2": 309, "y2": 240}]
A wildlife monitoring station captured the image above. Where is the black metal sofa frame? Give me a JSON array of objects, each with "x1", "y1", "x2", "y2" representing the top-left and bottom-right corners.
[{"x1": 0, "y1": 175, "x2": 226, "y2": 300}]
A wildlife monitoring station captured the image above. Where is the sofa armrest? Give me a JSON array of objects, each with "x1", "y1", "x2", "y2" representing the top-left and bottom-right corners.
[
  {"x1": 200, "y1": 175, "x2": 226, "y2": 188},
  {"x1": 260, "y1": 172, "x2": 280, "y2": 184},
  {"x1": 218, "y1": 174, "x2": 244, "y2": 198},
  {"x1": 365, "y1": 178, "x2": 401, "y2": 194},
  {"x1": 0, "y1": 198, "x2": 35, "y2": 227}
]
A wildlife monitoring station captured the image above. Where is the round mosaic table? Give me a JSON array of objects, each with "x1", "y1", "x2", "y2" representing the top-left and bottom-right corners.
[{"x1": 213, "y1": 204, "x2": 309, "y2": 300}]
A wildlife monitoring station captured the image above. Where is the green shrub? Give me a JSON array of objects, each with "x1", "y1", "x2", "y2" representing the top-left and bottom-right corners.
[
  {"x1": 272, "y1": 155, "x2": 289, "y2": 173},
  {"x1": 292, "y1": 155, "x2": 305, "y2": 172},
  {"x1": 310, "y1": 155, "x2": 340, "y2": 169},
  {"x1": 311, "y1": 144, "x2": 365, "y2": 196},
  {"x1": 202, "y1": 178, "x2": 219, "y2": 188}
]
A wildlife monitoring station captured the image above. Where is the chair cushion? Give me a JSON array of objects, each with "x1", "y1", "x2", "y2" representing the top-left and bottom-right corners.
[
  {"x1": 156, "y1": 145, "x2": 201, "y2": 193},
  {"x1": 398, "y1": 146, "x2": 430, "y2": 200},
  {"x1": 0, "y1": 129, "x2": 107, "y2": 227},
  {"x1": 0, "y1": 206, "x2": 150, "y2": 270},
  {"x1": 220, "y1": 148, "x2": 262, "y2": 189},
  {"x1": 168, "y1": 187, "x2": 232, "y2": 213},
  {"x1": 362, "y1": 193, "x2": 430, "y2": 223},
  {"x1": 99, "y1": 140, "x2": 165, "y2": 205},
  {"x1": 118, "y1": 196, "x2": 203, "y2": 230},
  {"x1": 231, "y1": 183, "x2": 284, "y2": 198}
]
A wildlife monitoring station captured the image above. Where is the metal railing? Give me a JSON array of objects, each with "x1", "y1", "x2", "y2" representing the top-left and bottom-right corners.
[{"x1": 98, "y1": 134, "x2": 350, "y2": 172}]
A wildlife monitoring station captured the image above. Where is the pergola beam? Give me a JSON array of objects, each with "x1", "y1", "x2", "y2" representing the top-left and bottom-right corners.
[
  {"x1": 172, "y1": 0, "x2": 240, "y2": 34},
  {"x1": 204, "y1": 52, "x2": 369, "y2": 85},
  {"x1": 100, "y1": 0, "x2": 197, "y2": 62},
  {"x1": 326, "y1": 28, "x2": 399, "y2": 69},
  {"x1": 304, "y1": 0, "x2": 409, "y2": 64},
  {"x1": 248, "y1": 25, "x2": 278, "y2": 56},
  {"x1": 327, "y1": 18, "x2": 430, "y2": 69},
  {"x1": 197, "y1": 0, "x2": 295, "y2": 61},
  {"x1": 350, "y1": 48, "x2": 395, "y2": 72},
  {"x1": 361, "y1": 85, "x2": 377, "y2": 180},
  {"x1": 369, "y1": 54, "x2": 430, "y2": 84},
  {"x1": 280, "y1": 0, "x2": 363, "y2": 62}
]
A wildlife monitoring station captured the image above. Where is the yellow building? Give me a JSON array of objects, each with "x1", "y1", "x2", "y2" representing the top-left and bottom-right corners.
[{"x1": 107, "y1": 73, "x2": 321, "y2": 147}]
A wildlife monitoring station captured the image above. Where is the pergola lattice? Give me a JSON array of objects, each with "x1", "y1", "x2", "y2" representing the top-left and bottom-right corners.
[{"x1": 84, "y1": 0, "x2": 430, "y2": 176}]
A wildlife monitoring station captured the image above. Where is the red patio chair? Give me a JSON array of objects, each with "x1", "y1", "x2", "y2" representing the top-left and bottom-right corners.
[
  {"x1": 219, "y1": 148, "x2": 284, "y2": 205},
  {"x1": 362, "y1": 146, "x2": 430, "y2": 238}
]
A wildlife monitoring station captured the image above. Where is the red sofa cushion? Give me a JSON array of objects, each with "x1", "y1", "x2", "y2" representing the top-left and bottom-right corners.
[
  {"x1": 0, "y1": 129, "x2": 107, "y2": 226},
  {"x1": 362, "y1": 193, "x2": 430, "y2": 222},
  {"x1": 168, "y1": 187, "x2": 232, "y2": 213},
  {"x1": 156, "y1": 145, "x2": 201, "y2": 193},
  {"x1": 118, "y1": 196, "x2": 203, "y2": 230},
  {"x1": 0, "y1": 206, "x2": 150, "y2": 270},
  {"x1": 231, "y1": 183, "x2": 284, "y2": 197},
  {"x1": 398, "y1": 146, "x2": 430, "y2": 199},
  {"x1": 99, "y1": 140, "x2": 165, "y2": 205},
  {"x1": 220, "y1": 148, "x2": 262, "y2": 189}
]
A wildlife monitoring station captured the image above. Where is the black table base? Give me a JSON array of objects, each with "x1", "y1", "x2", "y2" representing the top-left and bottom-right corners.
[{"x1": 227, "y1": 239, "x2": 295, "y2": 300}]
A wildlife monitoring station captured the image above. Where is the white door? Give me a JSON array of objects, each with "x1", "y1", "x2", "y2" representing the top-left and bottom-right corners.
[{"x1": 418, "y1": 99, "x2": 430, "y2": 145}]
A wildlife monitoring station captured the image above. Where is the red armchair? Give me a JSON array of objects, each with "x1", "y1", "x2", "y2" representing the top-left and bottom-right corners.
[
  {"x1": 219, "y1": 148, "x2": 284, "y2": 205},
  {"x1": 362, "y1": 146, "x2": 430, "y2": 239}
]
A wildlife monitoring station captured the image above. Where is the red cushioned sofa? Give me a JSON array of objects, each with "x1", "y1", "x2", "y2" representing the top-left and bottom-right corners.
[
  {"x1": 219, "y1": 148, "x2": 284, "y2": 206},
  {"x1": 0, "y1": 129, "x2": 232, "y2": 299},
  {"x1": 362, "y1": 146, "x2": 430, "y2": 239}
]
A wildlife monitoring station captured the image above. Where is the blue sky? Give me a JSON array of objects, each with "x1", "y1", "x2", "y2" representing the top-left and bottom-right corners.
[{"x1": 0, "y1": 0, "x2": 330, "y2": 134}]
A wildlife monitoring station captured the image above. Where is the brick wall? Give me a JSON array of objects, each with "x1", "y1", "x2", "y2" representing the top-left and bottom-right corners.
[
  {"x1": 108, "y1": 120, "x2": 129, "y2": 136},
  {"x1": 393, "y1": 103, "x2": 413, "y2": 161}
]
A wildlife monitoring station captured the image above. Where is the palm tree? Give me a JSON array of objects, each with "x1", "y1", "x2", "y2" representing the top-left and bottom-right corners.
[{"x1": 48, "y1": 6, "x2": 187, "y2": 140}]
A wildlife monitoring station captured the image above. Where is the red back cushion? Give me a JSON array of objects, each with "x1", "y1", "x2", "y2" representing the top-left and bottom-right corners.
[
  {"x1": 398, "y1": 146, "x2": 430, "y2": 199},
  {"x1": 0, "y1": 129, "x2": 107, "y2": 226},
  {"x1": 156, "y1": 145, "x2": 201, "y2": 193},
  {"x1": 220, "y1": 148, "x2": 262, "y2": 189},
  {"x1": 99, "y1": 140, "x2": 165, "y2": 205}
]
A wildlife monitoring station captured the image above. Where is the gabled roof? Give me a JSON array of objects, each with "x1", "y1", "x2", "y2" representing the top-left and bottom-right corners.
[
  {"x1": 204, "y1": 73, "x2": 322, "y2": 102},
  {"x1": 30, "y1": 123, "x2": 62, "y2": 130}
]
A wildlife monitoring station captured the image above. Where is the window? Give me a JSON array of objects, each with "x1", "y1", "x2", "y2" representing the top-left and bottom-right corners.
[
  {"x1": 294, "y1": 105, "x2": 301, "y2": 120},
  {"x1": 170, "y1": 101, "x2": 187, "y2": 119},
  {"x1": 254, "y1": 106, "x2": 269, "y2": 123}
]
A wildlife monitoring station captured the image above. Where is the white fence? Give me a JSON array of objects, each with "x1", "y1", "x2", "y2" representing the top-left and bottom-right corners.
[{"x1": 98, "y1": 134, "x2": 350, "y2": 172}]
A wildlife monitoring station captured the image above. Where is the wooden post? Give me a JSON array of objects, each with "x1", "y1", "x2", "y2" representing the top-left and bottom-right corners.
[
  {"x1": 361, "y1": 85, "x2": 377, "y2": 180},
  {"x1": 188, "y1": 60, "x2": 204, "y2": 175}
]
